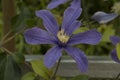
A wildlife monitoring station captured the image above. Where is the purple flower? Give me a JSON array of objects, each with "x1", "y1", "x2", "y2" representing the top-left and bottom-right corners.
[
  {"x1": 47, "y1": 0, "x2": 81, "y2": 9},
  {"x1": 24, "y1": 7, "x2": 102, "y2": 72},
  {"x1": 91, "y1": 11, "x2": 118, "y2": 24},
  {"x1": 110, "y1": 36, "x2": 120, "y2": 63}
]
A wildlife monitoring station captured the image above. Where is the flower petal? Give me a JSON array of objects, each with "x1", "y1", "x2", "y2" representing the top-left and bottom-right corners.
[
  {"x1": 68, "y1": 29, "x2": 102, "y2": 45},
  {"x1": 44, "y1": 46, "x2": 62, "y2": 68},
  {"x1": 110, "y1": 36, "x2": 120, "y2": 45},
  {"x1": 24, "y1": 27, "x2": 55, "y2": 44},
  {"x1": 61, "y1": 6, "x2": 82, "y2": 33},
  {"x1": 91, "y1": 11, "x2": 118, "y2": 24},
  {"x1": 110, "y1": 49, "x2": 120, "y2": 63},
  {"x1": 64, "y1": 46, "x2": 88, "y2": 72},
  {"x1": 35, "y1": 10, "x2": 59, "y2": 35},
  {"x1": 65, "y1": 20, "x2": 81, "y2": 35},
  {"x1": 47, "y1": 0, "x2": 69, "y2": 9}
]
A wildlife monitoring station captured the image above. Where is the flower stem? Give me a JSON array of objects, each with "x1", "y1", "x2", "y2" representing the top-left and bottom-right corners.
[
  {"x1": 51, "y1": 57, "x2": 62, "y2": 80},
  {"x1": 114, "y1": 73, "x2": 120, "y2": 80}
]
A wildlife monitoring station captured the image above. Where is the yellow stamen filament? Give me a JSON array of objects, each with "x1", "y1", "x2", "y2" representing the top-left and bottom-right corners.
[{"x1": 57, "y1": 29, "x2": 70, "y2": 43}]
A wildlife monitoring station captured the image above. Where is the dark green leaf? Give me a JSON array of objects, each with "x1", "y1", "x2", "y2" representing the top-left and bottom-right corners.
[
  {"x1": 0, "y1": 53, "x2": 6, "y2": 63},
  {"x1": 12, "y1": 52, "x2": 25, "y2": 64},
  {"x1": 4, "y1": 55, "x2": 22, "y2": 80},
  {"x1": 11, "y1": 7, "x2": 31, "y2": 32},
  {"x1": 0, "y1": 54, "x2": 22, "y2": 80},
  {"x1": 0, "y1": 53, "x2": 7, "y2": 80}
]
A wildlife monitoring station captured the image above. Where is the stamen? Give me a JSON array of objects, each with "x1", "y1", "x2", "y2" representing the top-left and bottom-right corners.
[{"x1": 57, "y1": 29, "x2": 70, "y2": 43}]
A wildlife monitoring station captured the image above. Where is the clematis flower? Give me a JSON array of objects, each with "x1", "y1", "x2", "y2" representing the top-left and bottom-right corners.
[
  {"x1": 24, "y1": 7, "x2": 102, "y2": 72},
  {"x1": 47, "y1": 0, "x2": 81, "y2": 9},
  {"x1": 110, "y1": 36, "x2": 120, "y2": 63},
  {"x1": 91, "y1": 11, "x2": 118, "y2": 24}
]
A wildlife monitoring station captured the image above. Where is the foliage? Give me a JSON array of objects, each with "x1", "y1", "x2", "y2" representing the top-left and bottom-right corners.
[
  {"x1": 5, "y1": 0, "x2": 119, "y2": 55},
  {"x1": 0, "y1": 53, "x2": 23, "y2": 80}
]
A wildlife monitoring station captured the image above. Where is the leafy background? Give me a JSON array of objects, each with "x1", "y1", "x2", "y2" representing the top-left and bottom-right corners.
[{"x1": 12, "y1": 0, "x2": 119, "y2": 55}]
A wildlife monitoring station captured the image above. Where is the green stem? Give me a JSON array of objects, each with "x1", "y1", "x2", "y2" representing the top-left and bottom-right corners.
[
  {"x1": 0, "y1": 32, "x2": 19, "y2": 48},
  {"x1": 1, "y1": 47, "x2": 13, "y2": 54},
  {"x1": 1, "y1": 31, "x2": 12, "y2": 42},
  {"x1": 51, "y1": 57, "x2": 62, "y2": 80}
]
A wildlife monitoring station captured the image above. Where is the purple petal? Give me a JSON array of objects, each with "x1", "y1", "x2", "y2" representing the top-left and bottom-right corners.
[
  {"x1": 91, "y1": 11, "x2": 118, "y2": 24},
  {"x1": 24, "y1": 27, "x2": 55, "y2": 44},
  {"x1": 110, "y1": 49, "x2": 120, "y2": 63},
  {"x1": 65, "y1": 46, "x2": 88, "y2": 72},
  {"x1": 61, "y1": 6, "x2": 82, "y2": 34},
  {"x1": 35, "y1": 10, "x2": 59, "y2": 35},
  {"x1": 44, "y1": 46, "x2": 62, "y2": 68},
  {"x1": 70, "y1": 0, "x2": 81, "y2": 8},
  {"x1": 110, "y1": 36, "x2": 120, "y2": 45},
  {"x1": 65, "y1": 20, "x2": 81, "y2": 35},
  {"x1": 68, "y1": 29, "x2": 102, "y2": 45},
  {"x1": 47, "y1": 0, "x2": 69, "y2": 9}
]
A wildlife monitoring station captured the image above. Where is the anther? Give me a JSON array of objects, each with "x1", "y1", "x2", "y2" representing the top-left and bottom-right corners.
[{"x1": 57, "y1": 29, "x2": 69, "y2": 43}]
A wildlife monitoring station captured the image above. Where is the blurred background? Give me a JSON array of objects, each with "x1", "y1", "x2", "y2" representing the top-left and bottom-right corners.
[{"x1": 0, "y1": 0, "x2": 120, "y2": 56}]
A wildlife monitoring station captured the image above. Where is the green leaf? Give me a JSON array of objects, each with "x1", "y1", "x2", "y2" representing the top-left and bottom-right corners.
[
  {"x1": 71, "y1": 75, "x2": 89, "y2": 80},
  {"x1": 0, "y1": 53, "x2": 7, "y2": 80},
  {"x1": 11, "y1": 7, "x2": 31, "y2": 32},
  {"x1": 116, "y1": 43, "x2": 120, "y2": 60},
  {"x1": 12, "y1": 52, "x2": 25, "y2": 64},
  {"x1": 30, "y1": 60, "x2": 52, "y2": 80},
  {"x1": 4, "y1": 55, "x2": 22, "y2": 80},
  {"x1": 0, "y1": 54, "x2": 22, "y2": 80},
  {"x1": 21, "y1": 72, "x2": 36, "y2": 80},
  {"x1": 0, "y1": 53, "x2": 6, "y2": 63},
  {"x1": 101, "y1": 26, "x2": 115, "y2": 42}
]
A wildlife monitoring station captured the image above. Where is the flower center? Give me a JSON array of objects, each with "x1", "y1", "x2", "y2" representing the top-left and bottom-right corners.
[{"x1": 57, "y1": 29, "x2": 70, "y2": 43}]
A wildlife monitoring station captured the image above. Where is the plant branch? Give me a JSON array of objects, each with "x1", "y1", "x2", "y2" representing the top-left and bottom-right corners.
[{"x1": 51, "y1": 57, "x2": 62, "y2": 80}]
